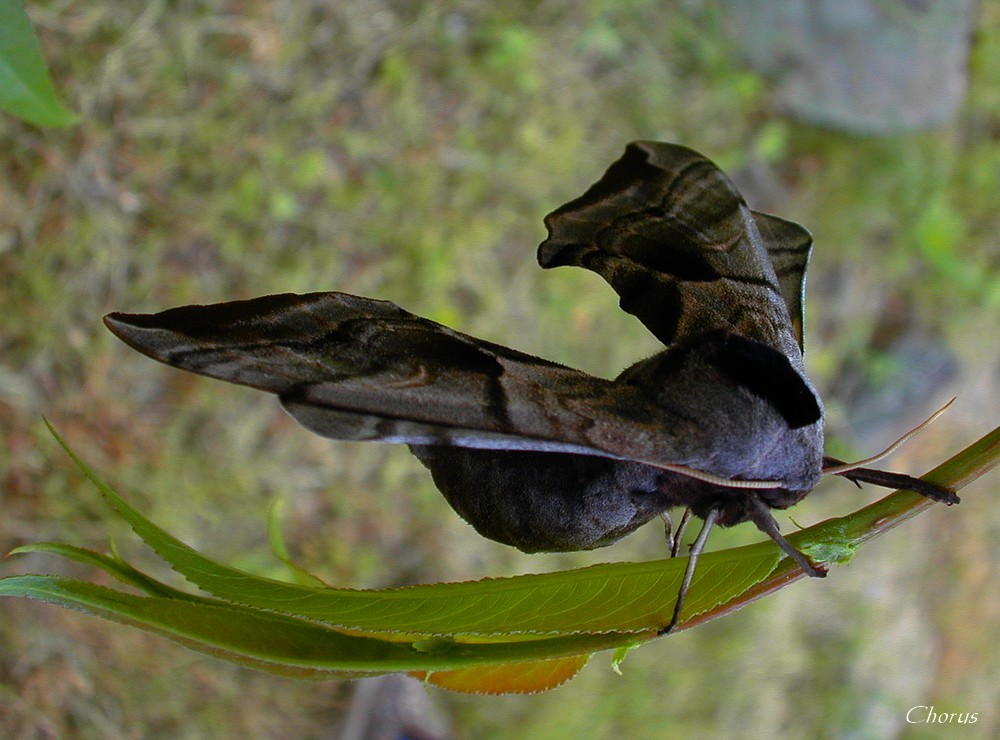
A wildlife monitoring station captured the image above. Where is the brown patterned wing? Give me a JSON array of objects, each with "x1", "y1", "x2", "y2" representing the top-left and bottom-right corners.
[
  {"x1": 103, "y1": 292, "x2": 702, "y2": 465},
  {"x1": 538, "y1": 141, "x2": 803, "y2": 360}
]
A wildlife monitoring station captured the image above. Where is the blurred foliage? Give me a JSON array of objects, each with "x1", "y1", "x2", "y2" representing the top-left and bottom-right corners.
[{"x1": 1, "y1": 0, "x2": 998, "y2": 737}]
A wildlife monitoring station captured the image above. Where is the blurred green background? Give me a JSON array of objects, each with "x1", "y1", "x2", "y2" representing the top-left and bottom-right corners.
[{"x1": 2, "y1": 1, "x2": 998, "y2": 737}]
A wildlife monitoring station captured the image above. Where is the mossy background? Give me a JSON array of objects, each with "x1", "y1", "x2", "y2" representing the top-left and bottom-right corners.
[{"x1": 1, "y1": 1, "x2": 998, "y2": 737}]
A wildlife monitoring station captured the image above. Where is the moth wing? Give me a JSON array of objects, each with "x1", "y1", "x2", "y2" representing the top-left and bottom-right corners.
[
  {"x1": 752, "y1": 211, "x2": 813, "y2": 350},
  {"x1": 103, "y1": 292, "x2": 694, "y2": 463},
  {"x1": 538, "y1": 141, "x2": 802, "y2": 360}
]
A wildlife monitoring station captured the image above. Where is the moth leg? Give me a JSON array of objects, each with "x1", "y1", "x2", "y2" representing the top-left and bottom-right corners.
[
  {"x1": 670, "y1": 508, "x2": 692, "y2": 559},
  {"x1": 660, "y1": 509, "x2": 691, "y2": 558},
  {"x1": 659, "y1": 511, "x2": 673, "y2": 549},
  {"x1": 659, "y1": 507, "x2": 692, "y2": 558},
  {"x1": 822, "y1": 457, "x2": 959, "y2": 505},
  {"x1": 660, "y1": 508, "x2": 718, "y2": 635},
  {"x1": 747, "y1": 496, "x2": 827, "y2": 578}
]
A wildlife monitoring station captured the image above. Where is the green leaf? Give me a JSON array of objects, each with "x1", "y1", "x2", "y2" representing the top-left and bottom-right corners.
[
  {"x1": 0, "y1": 574, "x2": 636, "y2": 674},
  {"x1": 0, "y1": 0, "x2": 78, "y2": 127},
  {"x1": 9, "y1": 541, "x2": 195, "y2": 599},
  {"x1": 41, "y1": 419, "x2": 782, "y2": 637},
  {"x1": 2, "y1": 421, "x2": 996, "y2": 693}
]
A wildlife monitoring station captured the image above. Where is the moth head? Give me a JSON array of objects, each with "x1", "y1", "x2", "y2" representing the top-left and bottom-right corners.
[{"x1": 655, "y1": 471, "x2": 811, "y2": 528}]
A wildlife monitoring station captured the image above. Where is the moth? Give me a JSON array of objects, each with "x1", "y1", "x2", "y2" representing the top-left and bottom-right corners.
[{"x1": 104, "y1": 142, "x2": 956, "y2": 632}]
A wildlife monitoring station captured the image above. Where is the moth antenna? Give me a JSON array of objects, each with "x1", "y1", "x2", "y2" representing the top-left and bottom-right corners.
[
  {"x1": 821, "y1": 398, "x2": 955, "y2": 475},
  {"x1": 660, "y1": 508, "x2": 718, "y2": 635},
  {"x1": 641, "y1": 461, "x2": 784, "y2": 490}
]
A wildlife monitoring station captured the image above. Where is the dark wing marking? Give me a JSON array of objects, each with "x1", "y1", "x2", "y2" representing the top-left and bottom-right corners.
[
  {"x1": 617, "y1": 329, "x2": 820, "y2": 430},
  {"x1": 538, "y1": 141, "x2": 801, "y2": 361},
  {"x1": 752, "y1": 212, "x2": 812, "y2": 350},
  {"x1": 103, "y1": 292, "x2": 699, "y2": 464},
  {"x1": 696, "y1": 331, "x2": 820, "y2": 429}
]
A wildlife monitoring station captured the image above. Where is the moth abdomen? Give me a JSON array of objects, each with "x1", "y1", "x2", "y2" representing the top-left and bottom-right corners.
[{"x1": 409, "y1": 446, "x2": 669, "y2": 553}]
